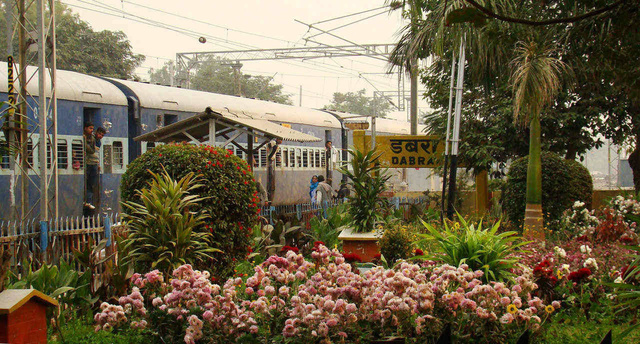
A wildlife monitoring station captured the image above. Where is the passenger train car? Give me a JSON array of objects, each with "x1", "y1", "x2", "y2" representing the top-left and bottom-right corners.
[{"x1": 0, "y1": 62, "x2": 429, "y2": 219}]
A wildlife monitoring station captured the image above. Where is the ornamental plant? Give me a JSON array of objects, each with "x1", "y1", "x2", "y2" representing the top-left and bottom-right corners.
[
  {"x1": 378, "y1": 224, "x2": 414, "y2": 265},
  {"x1": 121, "y1": 170, "x2": 219, "y2": 276},
  {"x1": 120, "y1": 143, "x2": 259, "y2": 278},
  {"x1": 95, "y1": 245, "x2": 559, "y2": 344},
  {"x1": 418, "y1": 215, "x2": 528, "y2": 282},
  {"x1": 339, "y1": 148, "x2": 391, "y2": 233}
]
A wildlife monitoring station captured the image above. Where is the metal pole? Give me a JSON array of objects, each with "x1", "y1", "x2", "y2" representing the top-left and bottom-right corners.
[
  {"x1": 371, "y1": 115, "x2": 376, "y2": 149},
  {"x1": 410, "y1": 58, "x2": 418, "y2": 135},
  {"x1": 37, "y1": 0, "x2": 48, "y2": 221},
  {"x1": 441, "y1": 50, "x2": 456, "y2": 221},
  {"x1": 446, "y1": 37, "x2": 466, "y2": 220},
  {"x1": 299, "y1": 85, "x2": 302, "y2": 107},
  {"x1": 18, "y1": 0, "x2": 28, "y2": 219},
  {"x1": 49, "y1": 0, "x2": 58, "y2": 219}
]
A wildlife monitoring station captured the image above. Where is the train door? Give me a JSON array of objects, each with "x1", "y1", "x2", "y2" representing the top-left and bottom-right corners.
[{"x1": 83, "y1": 107, "x2": 101, "y2": 215}]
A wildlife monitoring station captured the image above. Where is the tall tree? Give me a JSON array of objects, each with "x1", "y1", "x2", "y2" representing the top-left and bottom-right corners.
[
  {"x1": 150, "y1": 58, "x2": 292, "y2": 105},
  {"x1": 510, "y1": 40, "x2": 567, "y2": 234},
  {"x1": 323, "y1": 89, "x2": 392, "y2": 117},
  {"x1": 0, "y1": 2, "x2": 144, "y2": 79}
]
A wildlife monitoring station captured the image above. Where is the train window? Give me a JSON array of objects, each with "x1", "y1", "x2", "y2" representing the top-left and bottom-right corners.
[
  {"x1": 321, "y1": 150, "x2": 326, "y2": 168},
  {"x1": 146, "y1": 142, "x2": 155, "y2": 152},
  {"x1": 156, "y1": 115, "x2": 163, "y2": 129},
  {"x1": 71, "y1": 139, "x2": 83, "y2": 170},
  {"x1": 0, "y1": 140, "x2": 9, "y2": 168},
  {"x1": 295, "y1": 148, "x2": 301, "y2": 168},
  {"x1": 302, "y1": 149, "x2": 308, "y2": 168},
  {"x1": 235, "y1": 146, "x2": 244, "y2": 159},
  {"x1": 260, "y1": 148, "x2": 267, "y2": 167},
  {"x1": 289, "y1": 149, "x2": 295, "y2": 168},
  {"x1": 252, "y1": 150, "x2": 259, "y2": 168},
  {"x1": 46, "y1": 139, "x2": 52, "y2": 169},
  {"x1": 315, "y1": 149, "x2": 321, "y2": 168},
  {"x1": 27, "y1": 138, "x2": 33, "y2": 168},
  {"x1": 57, "y1": 139, "x2": 68, "y2": 169},
  {"x1": 113, "y1": 141, "x2": 124, "y2": 169},
  {"x1": 164, "y1": 114, "x2": 178, "y2": 126},
  {"x1": 275, "y1": 148, "x2": 282, "y2": 167},
  {"x1": 281, "y1": 148, "x2": 288, "y2": 167}
]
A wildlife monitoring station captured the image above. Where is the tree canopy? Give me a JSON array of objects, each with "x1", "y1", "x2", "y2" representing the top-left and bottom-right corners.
[
  {"x1": 323, "y1": 89, "x2": 392, "y2": 117},
  {"x1": 0, "y1": 2, "x2": 144, "y2": 79},
  {"x1": 391, "y1": 0, "x2": 640, "y2": 191},
  {"x1": 149, "y1": 59, "x2": 292, "y2": 105}
]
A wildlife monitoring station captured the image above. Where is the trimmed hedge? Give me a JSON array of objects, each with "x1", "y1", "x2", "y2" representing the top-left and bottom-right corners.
[
  {"x1": 120, "y1": 143, "x2": 259, "y2": 278},
  {"x1": 503, "y1": 152, "x2": 593, "y2": 230}
]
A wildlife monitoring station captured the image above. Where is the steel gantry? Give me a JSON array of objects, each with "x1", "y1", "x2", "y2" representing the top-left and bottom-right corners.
[{"x1": 3, "y1": 0, "x2": 58, "y2": 221}]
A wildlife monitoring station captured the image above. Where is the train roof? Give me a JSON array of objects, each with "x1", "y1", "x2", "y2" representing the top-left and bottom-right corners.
[
  {"x1": 0, "y1": 62, "x2": 128, "y2": 106},
  {"x1": 106, "y1": 78, "x2": 343, "y2": 129}
]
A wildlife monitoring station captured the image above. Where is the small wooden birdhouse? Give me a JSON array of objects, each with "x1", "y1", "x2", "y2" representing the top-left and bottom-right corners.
[{"x1": 0, "y1": 289, "x2": 58, "y2": 344}]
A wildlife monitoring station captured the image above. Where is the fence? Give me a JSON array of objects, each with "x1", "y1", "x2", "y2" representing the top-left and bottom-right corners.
[
  {"x1": 1, "y1": 196, "x2": 430, "y2": 271},
  {"x1": 258, "y1": 196, "x2": 429, "y2": 224},
  {"x1": 0, "y1": 213, "x2": 122, "y2": 272}
]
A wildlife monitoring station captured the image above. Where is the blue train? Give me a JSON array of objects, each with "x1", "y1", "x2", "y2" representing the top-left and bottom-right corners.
[{"x1": 0, "y1": 62, "x2": 430, "y2": 220}]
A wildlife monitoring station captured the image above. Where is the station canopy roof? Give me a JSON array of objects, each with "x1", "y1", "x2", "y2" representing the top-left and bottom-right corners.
[{"x1": 134, "y1": 107, "x2": 321, "y2": 143}]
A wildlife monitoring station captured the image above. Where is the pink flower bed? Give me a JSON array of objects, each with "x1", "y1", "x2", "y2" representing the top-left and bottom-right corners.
[{"x1": 95, "y1": 245, "x2": 558, "y2": 343}]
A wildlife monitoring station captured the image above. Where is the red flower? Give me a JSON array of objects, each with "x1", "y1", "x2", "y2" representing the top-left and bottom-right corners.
[
  {"x1": 281, "y1": 246, "x2": 299, "y2": 254},
  {"x1": 373, "y1": 253, "x2": 381, "y2": 260},
  {"x1": 414, "y1": 249, "x2": 424, "y2": 256},
  {"x1": 158, "y1": 154, "x2": 162, "y2": 157},
  {"x1": 568, "y1": 268, "x2": 592, "y2": 283},
  {"x1": 342, "y1": 252, "x2": 363, "y2": 263}
]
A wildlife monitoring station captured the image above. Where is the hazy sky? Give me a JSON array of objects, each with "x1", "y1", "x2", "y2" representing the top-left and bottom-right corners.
[{"x1": 61, "y1": 0, "x2": 429, "y2": 117}]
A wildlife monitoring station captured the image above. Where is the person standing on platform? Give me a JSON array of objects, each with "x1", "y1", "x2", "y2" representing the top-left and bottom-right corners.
[
  {"x1": 315, "y1": 175, "x2": 335, "y2": 218},
  {"x1": 309, "y1": 175, "x2": 319, "y2": 202}
]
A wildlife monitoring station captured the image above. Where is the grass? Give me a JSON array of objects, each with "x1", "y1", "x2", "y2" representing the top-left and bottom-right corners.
[
  {"x1": 534, "y1": 316, "x2": 640, "y2": 344},
  {"x1": 49, "y1": 314, "x2": 150, "y2": 344}
]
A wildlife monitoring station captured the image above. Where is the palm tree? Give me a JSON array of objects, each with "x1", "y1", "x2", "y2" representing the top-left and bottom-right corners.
[{"x1": 510, "y1": 40, "x2": 568, "y2": 237}]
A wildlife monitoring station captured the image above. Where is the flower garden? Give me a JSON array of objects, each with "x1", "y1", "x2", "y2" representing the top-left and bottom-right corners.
[{"x1": 2, "y1": 144, "x2": 639, "y2": 343}]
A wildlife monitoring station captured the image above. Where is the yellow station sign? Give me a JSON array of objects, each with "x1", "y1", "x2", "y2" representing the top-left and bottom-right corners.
[
  {"x1": 376, "y1": 135, "x2": 444, "y2": 168},
  {"x1": 353, "y1": 131, "x2": 443, "y2": 168}
]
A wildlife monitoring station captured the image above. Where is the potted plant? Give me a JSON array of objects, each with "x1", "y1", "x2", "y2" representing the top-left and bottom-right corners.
[{"x1": 338, "y1": 148, "x2": 391, "y2": 262}]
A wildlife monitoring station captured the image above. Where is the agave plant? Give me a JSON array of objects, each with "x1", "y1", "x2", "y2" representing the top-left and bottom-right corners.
[
  {"x1": 339, "y1": 148, "x2": 391, "y2": 233},
  {"x1": 418, "y1": 215, "x2": 529, "y2": 282},
  {"x1": 121, "y1": 169, "x2": 219, "y2": 275}
]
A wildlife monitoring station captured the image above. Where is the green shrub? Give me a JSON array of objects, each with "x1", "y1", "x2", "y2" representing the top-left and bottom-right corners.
[
  {"x1": 503, "y1": 152, "x2": 593, "y2": 230},
  {"x1": 339, "y1": 149, "x2": 391, "y2": 233},
  {"x1": 120, "y1": 143, "x2": 258, "y2": 278},
  {"x1": 122, "y1": 170, "x2": 219, "y2": 275},
  {"x1": 418, "y1": 215, "x2": 527, "y2": 282},
  {"x1": 379, "y1": 224, "x2": 414, "y2": 264}
]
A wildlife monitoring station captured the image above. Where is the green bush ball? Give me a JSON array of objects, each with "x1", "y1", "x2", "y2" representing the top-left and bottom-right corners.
[
  {"x1": 503, "y1": 152, "x2": 593, "y2": 230},
  {"x1": 120, "y1": 143, "x2": 258, "y2": 278}
]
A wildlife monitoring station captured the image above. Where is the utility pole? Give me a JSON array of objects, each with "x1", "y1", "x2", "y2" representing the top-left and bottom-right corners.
[
  {"x1": 410, "y1": 58, "x2": 418, "y2": 135},
  {"x1": 446, "y1": 37, "x2": 466, "y2": 220},
  {"x1": 440, "y1": 50, "x2": 456, "y2": 221},
  {"x1": 299, "y1": 85, "x2": 302, "y2": 106}
]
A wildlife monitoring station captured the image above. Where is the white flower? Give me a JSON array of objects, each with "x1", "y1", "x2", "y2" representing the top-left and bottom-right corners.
[
  {"x1": 573, "y1": 201, "x2": 585, "y2": 209},
  {"x1": 614, "y1": 276, "x2": 624, "y2": 284},
  {"x1": 583, "y1": 258, "x2": 598, "y2": 271},
  {"x1": 561, "y1": 264, "x2": 570, "y2": 272},
  {"x1": 553, "y1": 246, "x2": 566, "y2": 258},
  {"x1": 580, "y1": 245, "x2": 592, "y2": 255}
]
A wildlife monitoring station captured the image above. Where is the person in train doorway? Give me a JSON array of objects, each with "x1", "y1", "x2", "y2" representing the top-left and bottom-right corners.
[
  {"x1": 95, "y1": 127, "x2": 106, "y2": 150},
  {"x1": 315, "y1": 175, "x2": 335, "y2": 219},
  {"x1": 266, "y1": 137, "x2": 282, "y2": 203},
  {"x1": 83, "y1": 122, "x2": 99, "y2": 212}
]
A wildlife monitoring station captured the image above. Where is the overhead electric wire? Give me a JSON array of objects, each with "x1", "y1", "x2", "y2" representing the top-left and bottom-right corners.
[
  {"x1": 121, "y1": 0, "x2": 296, "y2": 45},
  {"x1": 64, "y1": 0, "x2": 404, "y2": 89},
  {"x1": 311, "y1": 5, "x2": 388, "y2": 25}
]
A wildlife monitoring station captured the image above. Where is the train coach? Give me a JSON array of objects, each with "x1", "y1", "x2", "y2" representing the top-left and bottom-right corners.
[{"x1": 0, "y1": 62, "x2": 431, "y2": 220}]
